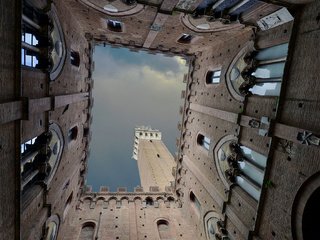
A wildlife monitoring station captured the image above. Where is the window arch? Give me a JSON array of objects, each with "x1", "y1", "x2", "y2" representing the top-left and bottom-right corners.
[
  {"x1": 44, "y1": 215, "x2": 60, "y2": 240},
  {"x1": 21, "y1": 123, "x2": 64, "y2": 190},
  {"x1": 215, "y1": 138, "x2": 267, "y2": 201},
  {"x1": 48, "y1": 5, "x2": 67, "y2": 80},
  {"x1": 103, "y1": 4, "x2": 118, "y2": 12},
  {"x1": 302, "y1": 187, "x2": 320, "y2": 239},
  {"x1": 204, "y1": 212, "x2": 229, "y2": 240},
  {"x1": 228, "y1": 43, "x2": 289, "y2": 98},
  {"x1": 79, "y1": 222, "x2": 95, "y2": 240},
  {"x1": 292, "y1": 173, "x2": 320, "y2": 240},
  {"x1": 157, "y1": 219, "x2": 174, "y2": 239}
]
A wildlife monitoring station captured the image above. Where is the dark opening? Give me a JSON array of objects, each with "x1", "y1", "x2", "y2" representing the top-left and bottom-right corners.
[
  {"x1": 206, "y1": 71, "x2": 214, "y2": 84},
  {"x1": 190, "y1": 191, "x2": 196, "y2": 202},
  {"x1": 178, "y1": 34, "x2": 193, "y2": 44},
  {"x1": 68, "y1": 126, "x2": 78, "y2": 142},
  {"x1": 197, "y1": 134, "x2": 204, "y2": 146},
  {"x1": 146, "y1": 197, "x2": 154, "y2": 206},
  {"x1": 107, "y1": 20, "x2": 123, "y2": 32},
  {"x1": 70, "y1": 51, "x2": 80, "y2": 67},
  {"x1": 122, "y1": 0, "x2": 136, "y2": 5},
  {"x1": 302, "y1": 187, "x2": 320, "y2": 239},
  {"x1": 206, "y1": 69, "x2": 221, "y2": 84}
]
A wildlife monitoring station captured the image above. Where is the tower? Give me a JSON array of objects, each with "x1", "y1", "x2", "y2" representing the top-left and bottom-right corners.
[{"x1": 133, "y1": 126, "x2": 175, "y2": 192}]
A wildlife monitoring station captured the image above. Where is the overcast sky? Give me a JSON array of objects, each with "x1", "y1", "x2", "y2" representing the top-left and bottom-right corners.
[{"x1": 86, "y1": 45, "x2": 188, "y2": 192}]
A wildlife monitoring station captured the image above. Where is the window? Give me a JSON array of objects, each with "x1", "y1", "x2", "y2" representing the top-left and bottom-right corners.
[
  {"x1": 63, "y1": 192, "x2": 73, "y2": 220},
  {"x1": 196, "y1": 23, "x2": 210, "y2": 30},
  {"x1": 157, "y1": 220, "x2": 173, "y2": 239},
  {"x1": 146, "y1": 197, "x2": 154, "y2": 206},
  {"x1": 68, "y1": 126, "x2": 78, "y2": 142},
  {"x1": 217, "y1": 141, "x2": 267, "y2": 201},
  {"x1": 229, "y1": 43, "x2": 289, "y2": 97},
  {"x1": 107, "y1": 20, "x2": 123, "y2": 32},
  {"x1": 206, "y1": 70, "x2": 221, "y2": 84},
  {"x1": 103, "y1": 4, "x2": 118, "y2": 12},
  {"x1": 190, "y1": 191, "x2": 201, "y2": 215},
  {"x1": 197, "y1": 134, "x2": 210, "y2": 151},
  {"x1": 21, "y1": 124, "x2": 64, "y2": 190},
  {"x1": 44, "y1": 215, "x2": 60, "y2": 240},
  {"x1": 70, "y1": 50, "x2": 80, "y2": 67},
  {"x1": 79, "y1": 222, "x2": 95, "y2": 240},
  {"x1": 21, "y1": 32, "x2": 39, "y2": 68},
  {"x1": 21, "y1": 136, "x2": 37, "y2": 154},
  {"x1": 204, "y1": 212, "x2": 229, "y2": 240},
  {"x1": 178, "y1": 34, "x2": 193, "y2": 44}
]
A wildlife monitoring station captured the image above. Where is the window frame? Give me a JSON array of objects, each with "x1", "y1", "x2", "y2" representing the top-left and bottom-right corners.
[
  {"x1": 205, "y1": 69, "x2": 222, "y2": 85},
  {"x1": 107, "y1": 19, "x2": 123, "y2": 32}
]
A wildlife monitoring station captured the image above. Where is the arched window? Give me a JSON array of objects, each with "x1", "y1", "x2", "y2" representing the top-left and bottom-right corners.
[
  {"x1": 107, "y1": 20, "x2": 123, "y2": 32},
  {"x1": 196, "y1": 23, "x2": 210, "y2": 30},
  {"x1": 79, "y1": 222, "x2": 95, "y2": 240},
  {"x1": 157, "y1": 219, "x2": 173, "y2": 239},
  {"x1": 206, "y1": 70, "x2": 221, "y2": 84},
  {"x1": 146, "y1": 197, "x2": 154, "y2": 206},
  {"x1": 178, "y1": 34, "x2": 193, "y2": 44},
  {"x1": 63, "y1": 192, "x2": 73, "y2": 220},
  {"x1": 44, "y1": 215, "x2": 60, "y2": 240},
  {"x1": 190, "y1": 191, "x2": 201, "y2": 215},
  {"x1": 229, "y1": 43, "x2": 289, "y2": 97},
  {"x1": 103, "y1": 4, "x2": 118, "y2": 12},
  {"x1": 302, "y1": 187, "x2": 320, "y2": 239},
  {"x1": 217, "y1": 141, "x2": 267, "y2": 201},
  {"x1": 70, "y1": 50, "x2": 80, "y2": 67},
  {"x1": 21, "y1": 123, "x2": 64, "y2": 190},
  {"x1": 197, "y1": 134, "x2": 211, "y2": 151},
  {"x1": 204, "y1": 212, "x2": 229, "y2": 240},
  {"x1": 21, "y1": 0, "x2": 66, "y2": 78}
]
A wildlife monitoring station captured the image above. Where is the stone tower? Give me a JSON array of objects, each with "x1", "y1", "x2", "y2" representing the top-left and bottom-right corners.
[{"x1": 132, "y1": 126, "x2": 175, "y2": 192}]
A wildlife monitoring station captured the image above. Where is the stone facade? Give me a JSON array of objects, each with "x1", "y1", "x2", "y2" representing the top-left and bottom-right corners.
[{"x1": 0, "y1": 0, "x2": 319, "y2": 240}]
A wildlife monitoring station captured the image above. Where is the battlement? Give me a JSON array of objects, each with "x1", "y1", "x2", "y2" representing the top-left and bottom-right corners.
[
  {"x1": 132, "y1": 126, "x2": 162, "y2": 160},
  {"x1": 85, "y1": 185, "x2": 173, "y2": 194},
  {"x1": 78, "y1": 186, "x2": 179, "y2": 210}
]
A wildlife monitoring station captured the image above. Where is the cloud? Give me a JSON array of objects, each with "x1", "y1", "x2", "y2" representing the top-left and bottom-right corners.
[{"x1": 87, "y1": 45, "x2": 188, "y2": 191}]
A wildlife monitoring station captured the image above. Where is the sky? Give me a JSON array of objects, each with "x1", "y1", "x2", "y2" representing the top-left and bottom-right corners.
[{"x1": 86, "y1": 45, "x2": 188, "y2": 192}]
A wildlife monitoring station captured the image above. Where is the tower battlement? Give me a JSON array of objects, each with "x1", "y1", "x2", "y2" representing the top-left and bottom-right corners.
[{"x1": 132, "y1": 126, "x2": 162, "y2": 160}]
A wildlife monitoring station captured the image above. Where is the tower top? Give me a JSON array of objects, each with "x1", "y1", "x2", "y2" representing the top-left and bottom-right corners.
[{"x1": 132, "y1": 126, "x2": 162, "y2": 160}]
